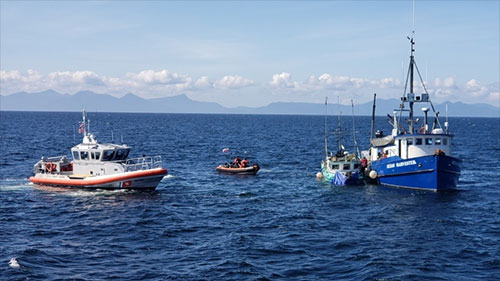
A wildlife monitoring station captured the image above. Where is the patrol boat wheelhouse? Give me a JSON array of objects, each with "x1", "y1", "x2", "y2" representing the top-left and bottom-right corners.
[
  {"x1": 366, "y1": 33, "x2": 461, "y2": 191},
  {"x1": 320, "y1": 97, "x2": 362, "y2": 186},
  {"x1": 30, "y1": 110, "x2": 167, "y2": 190}
]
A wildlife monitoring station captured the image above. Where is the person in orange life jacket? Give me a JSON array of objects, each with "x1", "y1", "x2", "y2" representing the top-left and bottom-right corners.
[
  {"x1": 241, "y1": 157, "x2": 249, "y2": 168},
  {"x1": 234, "y1": 156, "x2": 241, "y2": 168}
]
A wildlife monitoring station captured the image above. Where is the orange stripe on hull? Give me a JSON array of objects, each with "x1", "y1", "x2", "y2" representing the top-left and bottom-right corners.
[{"x1": 30, "y1": 168, "x2": 167, "y2": 187}]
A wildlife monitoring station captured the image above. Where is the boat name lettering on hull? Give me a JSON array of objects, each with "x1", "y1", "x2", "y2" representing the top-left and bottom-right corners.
[{"x1": 386, "y1": 160, "x2": 416, "y2": 169}]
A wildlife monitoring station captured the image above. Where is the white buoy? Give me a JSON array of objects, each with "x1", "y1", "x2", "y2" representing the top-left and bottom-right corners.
[
  {"x1": 316, "y1": 172, "x2": 323, "y2": 179},
  {"x1": 369, "y1": 170, "x2": 378, "y2": 179},
  {"x1": 9, "y1": 257, "x2": 20, "y2": 268}
]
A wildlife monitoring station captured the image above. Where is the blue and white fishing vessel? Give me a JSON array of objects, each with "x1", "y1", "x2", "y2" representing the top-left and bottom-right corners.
[
  {"x1": 366, "y1": 33, "x2": 461, "y2": 191},
  {"x1": 319, "y1": 97, "x2": 362, "y2": 186}
]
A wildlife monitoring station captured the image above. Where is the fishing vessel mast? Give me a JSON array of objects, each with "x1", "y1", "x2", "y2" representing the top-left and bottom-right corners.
[
  {"x1": 324, "y1": 97, "x2": 328, "y2": 160},
  {"x1": 397, "y1": 31, "x2": 442, "y2": 135},
  {"x1": 337, "y1": 96, "x2": 343, "y2": 152}
]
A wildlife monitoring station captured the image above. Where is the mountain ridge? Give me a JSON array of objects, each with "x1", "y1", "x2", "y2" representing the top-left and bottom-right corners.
[{"x1": 1, "y1": 90, "x2": 498, "y2": 117}]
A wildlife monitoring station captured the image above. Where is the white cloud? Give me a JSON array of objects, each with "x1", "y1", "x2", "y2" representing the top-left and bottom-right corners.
[
  {"x1": 270, "y1": 72, "x2": 295, "y2": 89},
  {"x1": 0, "y1": 69, "x2": 498, "y2": 105},
  {"x1": 213, "y1": 75, "x2": 253, "y2": 89},
  {"x1": 269, "y1": 72, "x2": 401, "y2": 92},
  {"x1": 0, "y1": 69, "x2": 255, "y2": 98},
  {"x1": 48, "y1": 71, "x2": 106, "y2": 86},
  {"x1": 267, "y1": 72, "x2": 499, "y2": 105},
  {"x1": 126, "y1": 70, "x2": 188, "y2": 85},
  {"x1": 434, "y1": 77, "x2": 456, "y2": 88},
  {"x1": 194, "y1": 76, "x2": 212, "y2": 89}
]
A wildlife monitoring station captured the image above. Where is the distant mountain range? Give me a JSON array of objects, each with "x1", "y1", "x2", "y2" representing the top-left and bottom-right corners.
[{"x1": 1, "y1": 90, "x2": 498, "y2": 117}]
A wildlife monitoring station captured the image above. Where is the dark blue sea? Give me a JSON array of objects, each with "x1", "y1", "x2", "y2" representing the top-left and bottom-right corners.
[{"x1": 1, "y1": 111, "x2": 499, "y2": 280}]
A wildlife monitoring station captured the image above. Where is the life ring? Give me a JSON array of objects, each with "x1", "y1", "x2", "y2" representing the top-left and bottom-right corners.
[
  {"x1": 46, "y1": 162, "x2": 57, "y2": 173},
  {"x1": 46, "y1": 162, "x2": 53, "y2": 172}
]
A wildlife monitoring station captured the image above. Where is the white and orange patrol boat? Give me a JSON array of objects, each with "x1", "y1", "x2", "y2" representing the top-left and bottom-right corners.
[{"x1": 30, "y1": 110, "x2": 167, "y2": 190}]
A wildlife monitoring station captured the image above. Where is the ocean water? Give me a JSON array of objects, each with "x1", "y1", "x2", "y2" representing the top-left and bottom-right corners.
[{"x1": 0, "y1": 111, "x2": 499, "y2": 280}]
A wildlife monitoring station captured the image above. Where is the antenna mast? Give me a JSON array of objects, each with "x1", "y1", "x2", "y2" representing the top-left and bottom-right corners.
[
  {"x1": 370, "y1": 93, "x2": 376, "y2": 144},
  {"x1": 324, "y1": 97, "x2": 328, "y2": 160},
  {"x1": 351, "y1": 100, "x2": 360, "y2": 158},
  {"x1": 409, "y1": 33, "x2": 415, "y2": 134},
  {"x1": 337, "y1": 96, "x2": 343, "y2": 151}
]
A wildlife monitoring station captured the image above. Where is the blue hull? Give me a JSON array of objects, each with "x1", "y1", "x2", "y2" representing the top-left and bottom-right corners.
[{"x1": 370, "y1": 155, "x2": 461, "y2": 191}]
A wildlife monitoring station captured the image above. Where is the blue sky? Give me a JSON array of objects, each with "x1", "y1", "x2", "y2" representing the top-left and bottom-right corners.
[{"x1": 1, "y1": 1, "x2": 498, "y2": 107}]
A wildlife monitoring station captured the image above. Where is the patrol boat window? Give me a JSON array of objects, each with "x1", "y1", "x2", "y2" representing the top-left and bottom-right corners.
[
  {"x1": 407, "y1": 138, "x2": 413, "y2": 145},
  {"x1": 435, "y1": 138, "x2": 441, "y2": 145},
  {"x1": 115, "y1": 149, "x2": 129, "y2": 160},
  {"x1": 443, "y1": 138, "x2": 448, "y2": 145},
  {"x1": 425, "y1": 138, "x2": 433, "y2": 145},
  {"x1": 80, "y1": 151, "x2": 89, "y2": 160},
  {"x1": 416, "y1": 138, "x2": 422, "y2": 145},
  {"x1": 102, "y1": 150, "x2": 115, "y2": 161},
  {"x1": 343, "y1": 164, "x2": 350, "y2": 170},
  {"x1": 73, "y1": 151, "x2": 80, "y2": 160}
]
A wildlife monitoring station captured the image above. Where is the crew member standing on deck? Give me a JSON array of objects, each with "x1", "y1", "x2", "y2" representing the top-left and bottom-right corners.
[
  {"x1": 234, "y1": 156, "x2": 241, "y2": 168},
  {"x1": 241, "y1": 157, "x2": 249, "y2": 168}
]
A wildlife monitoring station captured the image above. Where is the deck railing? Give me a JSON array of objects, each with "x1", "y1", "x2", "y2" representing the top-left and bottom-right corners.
[{"x1": 124, "y1": 156, "x2": 163, "y2": 172}]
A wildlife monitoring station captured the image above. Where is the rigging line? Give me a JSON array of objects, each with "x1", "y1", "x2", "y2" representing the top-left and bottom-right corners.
[
  {"x1": 414, "y1": 61, "x2": 443, "y2": 129},
  {"x1": 324, "y1": 97, "x2": 328, "y2": 160},
  {"x1": 337, "y1": 96, "x2": 342, "y2": 151},
  {"x1": 351, "y1": 100, "x2": 360, "y2": 158},
  {"x1": 398, "y1": 61, "x2": 412, "y2": 132}
]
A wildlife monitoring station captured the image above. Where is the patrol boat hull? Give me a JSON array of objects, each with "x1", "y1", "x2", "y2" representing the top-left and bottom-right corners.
[
  {"x1": 369, "y1": 155, "x2": 461, "y2": 191},
  {"x1": 30, "y1": 168, "x2": 167, "y2": 190}
]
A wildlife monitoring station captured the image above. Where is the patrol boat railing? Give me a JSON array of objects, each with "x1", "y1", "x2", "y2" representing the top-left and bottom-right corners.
[{"x1": 124, "y1": 156, "x2": 163, "y2": 172}]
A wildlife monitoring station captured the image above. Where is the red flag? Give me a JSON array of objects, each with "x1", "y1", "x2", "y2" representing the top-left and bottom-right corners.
[{"x1": 78, "y1": 122, "x2": 84, "y2": 134}]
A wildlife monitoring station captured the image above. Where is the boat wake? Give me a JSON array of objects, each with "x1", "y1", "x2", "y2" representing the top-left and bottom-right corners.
[
  {"x1": 258, "y1": 168, "x2": 273, "y2": 173},
  {"x1": 31, "y1": 184, "x2": 129, "y2": 197},
  {"x1": 0, "y1": 178, "x2": 31, "y2": 191},
  {"x1": 162, "y1": 174, "x2": 175, "y2": 180},
  {"x1": 64, "y1": 189, "x2": 128, "y2": 197}
]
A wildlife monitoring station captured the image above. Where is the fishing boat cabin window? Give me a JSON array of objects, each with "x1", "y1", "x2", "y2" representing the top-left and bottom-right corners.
[
  {"x1": 102, "y1": 150, "x2": 115, "y2": 161},
  {"x1": 354, "y1": 164, "x2": 360, "y2": 169},
  {"x1": 407, "y1": 138, "x2": 413, "y2": 145},
  {"x1": 73, "y1": 151, "x2": 80, "y2": 160},
  {"x1": 343, "y1": 164, "x2": 350, "y2": 170},
  {"x1": 443, "y1": 138, "x2": 448, "y2": 145},
  {"x1": 80, "y1": 151, "x2": 89, "y2": 160},
  {"x1": 425, "y1": 138, "x2": 433, "y2": 145},
  {"x1": 435, "y1": 138, "x2": 441, "y2": 145},
  {"x1": 333, "y1": 164, "x2": 340, "y2": 170},
  {"x1": 416, "y1": 138, "x2": 422, "y2": 145}
]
